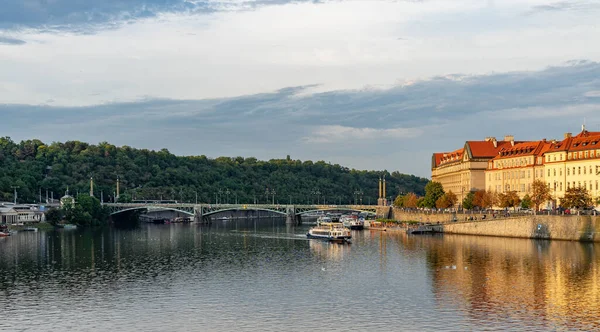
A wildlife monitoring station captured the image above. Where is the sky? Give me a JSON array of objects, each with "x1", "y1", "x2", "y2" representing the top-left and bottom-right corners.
[{"x1": 1, "y1": 0, "x2": 600, "y2": 178}]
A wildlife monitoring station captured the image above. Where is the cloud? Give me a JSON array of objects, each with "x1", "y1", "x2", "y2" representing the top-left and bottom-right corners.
[
  {"x1": 302, "y1": 125, "x2": 425, "y2": 143},
  {"x1": 529, "y1": 1, "x2": 600, "y2": 14},
  {"x1": 0, "y1": 0, "x2": 328, "y2": 33},
  {"x1": 0, "y1": 60, "x2": 599, "y2": 178},
  {"x1": 0, "y1": 36, "x2": 26, "y2": 45}
]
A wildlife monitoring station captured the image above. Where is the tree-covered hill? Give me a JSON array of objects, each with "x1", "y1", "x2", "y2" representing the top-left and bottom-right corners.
[{"x1": 0, "y1": 137, "x2": 429, "y2": 205}]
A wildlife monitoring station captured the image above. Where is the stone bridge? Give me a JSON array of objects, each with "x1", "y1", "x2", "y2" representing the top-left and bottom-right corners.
[{"x1": 103, "y1": 203, "x2": 383, "y2": 224}]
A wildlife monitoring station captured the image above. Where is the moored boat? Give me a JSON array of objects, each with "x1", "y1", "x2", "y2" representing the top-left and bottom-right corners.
[
  {"x1": 341, "y1": 215, "x2": 364, "y2": 230},
  {"x1": 307, "y1": 222, "x2": 352, "y2": 242},
  {"x1": 23, "y1": 227, "x2": 38, "y2": 232},
  {"x1": 0, "y1": 232, "x2": 9, "y2": 237},
  {"x1": 316, "y1": 216, "x2": 332, "y2": 225}
]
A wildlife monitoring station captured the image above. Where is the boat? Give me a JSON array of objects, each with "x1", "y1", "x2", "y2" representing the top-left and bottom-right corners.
[
  {"x1": 0, "y1": 231, "x2": 9, "y2": 237},
  {"x1": 341, "y1": 215, "x2": 364, "y2": 230},
  {"x1": 57, "y1": 224, "x2": 78, "y2": 229},
  {"x1": 316, "y1": 216, "x2": 333, "y2": 225},
  {"x1": 307, "y1": 222, "x2": 352, "y2": 242},
  {"x1": 23, "y1": 227, "x2": 38, "y2": 232}
]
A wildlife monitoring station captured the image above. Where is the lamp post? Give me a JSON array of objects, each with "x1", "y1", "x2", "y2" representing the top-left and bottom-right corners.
[
  {"x1": 225, "y1": 189, "x2": 231, "y2": 204},
  {"x1": 195, "y1": 191, "x2": 198, "y2": 204},
  {"x1": 354, "y1": 190, "x2": 361, "y2": 205},
  {"x1": 311, "y1": 189, "x2": 321, "y2": 205},
  {"x1": 12, "y1": 186, "x2": 19, "y2": 204}
]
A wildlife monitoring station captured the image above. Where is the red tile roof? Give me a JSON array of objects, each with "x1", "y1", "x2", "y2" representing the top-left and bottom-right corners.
[{"x1": 467, "y1": 140, "x2": 516, "y2": 158}]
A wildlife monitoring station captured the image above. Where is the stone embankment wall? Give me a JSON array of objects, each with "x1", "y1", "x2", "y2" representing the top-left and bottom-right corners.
[
  {"x1": 390, "y1": 208, "x2": 600, "y2": 242},
  {"x1": 442, "y1": 215, "x2": 600, "y2": 242}
]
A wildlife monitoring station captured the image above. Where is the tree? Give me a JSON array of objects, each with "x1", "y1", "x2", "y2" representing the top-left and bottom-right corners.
[
  {"x1": 521, "y1": 194, "x2": 532, "y2": 209},
  {"x1": 498, "y1": 191, "x2": 521, "y2": 210},
  {"x1": 531, "y1": 179, "x2": 552, "y2": 211},
  {"x1": 45, "y1": 208, "x2": 63, "y2": 225},
  {"x1": 561, "y1": 187, "x2": 592, "y2": 209},
  {"x1": 473, "y1": 190, "x2": 496, "y2": 209},
  {"x1": 393, "y1": 195, "x2": 405, "y2": 207},
  {"x1": 435, "y1": 191, "x2": 458, "y2": 209},
  {"x1": 422, "y1": 181, "x2": 445, "y2": 208},
  {"x1": 404, "y1": 193, "x2": 419, "y2": 208},
  {"x1": 462, "y1": 191, "x2": 475, "y2": 210}
]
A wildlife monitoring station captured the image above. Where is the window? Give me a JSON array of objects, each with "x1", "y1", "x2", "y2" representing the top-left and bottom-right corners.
[
  {"x1": 585, "y1": 151, "x2": 589, "y2": 158},
  {"x1": 590, "y1": 166, "x2": 593, "y2": 174},
  {"x1": 584, "y1": 167, "x2": 587, "y2": 175},
  {"x1": 527, "y1": 183, "x2": 531, "y2": 192},
  {"x1": 553, "y1": 156, "x2": 556, "y2": 161},
  {"x1": 596, "y1": 180, "x2": 598, "y2": 190},
  {"x1": 553, "y1": 169, "x2": 556, "y2": 176},
  {"x1": 560, "y1": 182, "x2": 563, "y2": 191},
  {"x1": 528, "y1": 170, "x2": 531, "y2": 178},
  {"x1": 580, "y1": 151, "x2": 583, "y2": 158},
  {"x1": 592, "y1": 151, "x2": 595, "y2": 158},
  {"x1": 568, "y1": 153, "x2": 572, "y2": 160},
  {"x1": 559, "y1": 168, "x2": 562, "y2": 176},
  {"x1": 573, "y1": 167, "x2": 576, "y2": 174},
  {"x1": 567, "y1": 182, "x2": 570, "y2": 189},
  {"x1": 548, "y1": 169, "x2": 551, "y2": 177},
  {"x1": 579, "y1": 167, "x2": 581, "y2": 175},
  {"x1": 579, "y1": 181, "x2": 581, "y2": 187},
  {"x1": 520, "y1": 184, "x2": 525, "y2": 192},
  {"x1": 567, "y1": 168, "x2": 570, "y2": 176}
]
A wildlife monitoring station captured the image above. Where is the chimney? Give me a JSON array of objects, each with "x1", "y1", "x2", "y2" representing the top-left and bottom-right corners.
[
  {"x1": 504, "y1": 135, "x2": 515, "y2": 146},
  {"x1": 564, "y1": 132, "x2": 572, "y2": 139},
  {"x1": 485, "y1": 136, "x2": 498, "y2": 147}
]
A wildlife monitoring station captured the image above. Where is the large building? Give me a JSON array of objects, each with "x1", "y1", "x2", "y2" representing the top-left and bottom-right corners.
[
  {"x1": 433, "y1": 127, "x2": 600, "y2": 208},
  {"x1": 431, "y1": 136, "x2": 519, "y2": 203}
]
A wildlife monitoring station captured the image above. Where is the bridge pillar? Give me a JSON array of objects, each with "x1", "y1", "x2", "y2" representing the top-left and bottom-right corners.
[
  {"x1": 286, "y1": 205, "x2": 300, "y2": 225},
  {"x1": 194, "y1": 205, "x2": 203, "y2": 223}
]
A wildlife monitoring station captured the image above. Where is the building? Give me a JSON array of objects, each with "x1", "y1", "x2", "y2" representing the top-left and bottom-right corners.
[
  {"x1": 432, "y1": 136, "x2": 520, "y2": 203},
  {"x1": 434, "y1": 127, "x2": 600, "y2": 209},
  {"x1": 540, "y1": 128, "x2": 600, "y2": 207},
  {"x1": 486, "y1": 140, "x2": 552, "y2": 199}
]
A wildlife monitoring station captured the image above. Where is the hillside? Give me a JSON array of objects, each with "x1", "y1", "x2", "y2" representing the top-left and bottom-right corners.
[{"x1": 0, "y1": 137, "x2": 428, "y2": 204}]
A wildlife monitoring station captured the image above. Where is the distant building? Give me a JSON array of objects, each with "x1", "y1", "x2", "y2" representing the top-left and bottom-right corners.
[{"x1": 432, "y1": 136, "x2": 520, "y2": 203}]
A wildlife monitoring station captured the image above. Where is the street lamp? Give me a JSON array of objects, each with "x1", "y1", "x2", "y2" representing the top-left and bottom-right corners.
[{"x1": 311, "y1": 189, "x2": 321, "y2": 205}]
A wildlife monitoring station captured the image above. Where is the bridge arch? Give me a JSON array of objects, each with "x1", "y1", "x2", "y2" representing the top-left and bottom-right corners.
[
  {"x1": 202, "y1": 207, "x2": 287, "y2": 217},
  {"x1": 296, "y1": 208, "x2": 376, "y2": 216},
  {"x1": 110, "y1": 206, "x2": 194, "y2": 216}
]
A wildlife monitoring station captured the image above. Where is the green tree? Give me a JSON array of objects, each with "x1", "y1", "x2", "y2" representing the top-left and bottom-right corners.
[
  {"x1": 521, "y1": 194, "x2": 532, "y2": 209},
  {"x1": 45, "y1": 208, "x2": 63, "y2": 225},
  {"x1": 423, "y1": 181, "x2": 445, "y2": 208},
  {"x1": 462, "y1": 191, "x2": 475, "y2": 210},
  {"x1": 393, "y1": 195, "x2": 405, "y2": 207}
]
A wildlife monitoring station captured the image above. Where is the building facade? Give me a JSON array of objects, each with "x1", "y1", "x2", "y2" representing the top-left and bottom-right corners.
[
  {"x1": 433, "y1": 127, "x2": 600, "y2": 209},
  {"x1": 432, "y1": 136, "x2": 518, "y2": 203}
]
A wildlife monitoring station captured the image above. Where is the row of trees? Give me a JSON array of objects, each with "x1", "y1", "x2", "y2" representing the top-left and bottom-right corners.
[
  {"x1": 0, "y1": 137, "x2": 429, "y2": 205},
  {"x1": 393, "y1": 180, "x2": 600, "y2": 211}
]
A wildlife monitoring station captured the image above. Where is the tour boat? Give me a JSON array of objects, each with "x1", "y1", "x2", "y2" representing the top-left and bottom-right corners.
[
  {"x1": 307, "y1": 222, "x2": 352, "y2": 242},
  {"x1": 0, "y1": 232, "x2": 9, "y2": 237},
  {"x1": 341, "y1": 215, "x2": 364, "y2": 230}
]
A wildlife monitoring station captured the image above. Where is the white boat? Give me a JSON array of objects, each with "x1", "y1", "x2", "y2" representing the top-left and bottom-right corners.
[
  {"x1": 341, "y1": 215, "x2": 364, "y2": 230},
  {"x1": 307, "y1": 222, "x2": 352, "y2": 242},
  {"x1": 316, "y1": 216, "x2": 332, "y2": 225},
  {"x1": 23, "y1": 227, "x2": 38, "y2": 232}
]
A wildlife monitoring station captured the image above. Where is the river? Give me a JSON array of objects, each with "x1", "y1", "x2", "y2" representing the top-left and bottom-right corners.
[{"x1": 1, "y1": 219, "x2": 599, "y2": 331}]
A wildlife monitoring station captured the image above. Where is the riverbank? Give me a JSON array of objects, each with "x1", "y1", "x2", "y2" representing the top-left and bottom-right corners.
[
  {"x1": 441, "y1": 215, "x2": 600, "y2": 242},
  {"x1": 8, "y1": 222, "x2": 55, "y2": 231}
]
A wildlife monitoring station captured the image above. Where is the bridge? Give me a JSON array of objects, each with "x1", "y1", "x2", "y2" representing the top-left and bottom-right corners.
[{"x1": 103, "y1": 203, "x2": 382, "y2": 224}]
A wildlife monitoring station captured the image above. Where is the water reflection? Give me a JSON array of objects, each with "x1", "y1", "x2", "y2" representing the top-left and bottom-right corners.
[
  {"x1": 1, "y1": 222, "x2": 600, "y2": 331},
  {"x1": 423, "y1": 234, "x2": 600, "y2": 330}
]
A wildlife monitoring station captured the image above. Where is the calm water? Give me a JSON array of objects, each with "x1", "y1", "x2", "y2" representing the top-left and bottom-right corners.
[{"x1": 1, "y1": 219, "x2": 599, "y2": 331}]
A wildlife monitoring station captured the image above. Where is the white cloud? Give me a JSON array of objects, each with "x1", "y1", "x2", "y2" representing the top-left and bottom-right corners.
[
  {"x1": 1, "y1": 0, "x2": 600, "y2": 106},
  {"x1": 303, "y1": 125, "x2": 424, "y2": 143},
  {"x1": 485, "y1": 104, "x2": 600, "y2": 120}
]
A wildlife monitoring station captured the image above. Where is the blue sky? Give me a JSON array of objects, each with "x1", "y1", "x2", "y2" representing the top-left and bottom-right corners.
[{"x1": 1, "y1": 0, "x2": 600, "y2": 178}]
